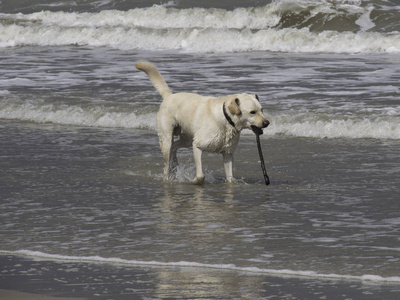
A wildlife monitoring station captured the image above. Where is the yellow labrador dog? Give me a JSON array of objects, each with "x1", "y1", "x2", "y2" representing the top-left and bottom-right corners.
[{"x1": 136, "y1": 62, "x2": 269, "y2": 184}]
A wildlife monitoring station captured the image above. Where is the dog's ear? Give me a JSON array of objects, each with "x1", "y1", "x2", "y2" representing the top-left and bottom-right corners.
[
  {"x1": 228, "y1": 97, "x2": 241, "y2": 115},
  {"x1": 255, "y1": 94, "x2": 259, "y2": 101}
]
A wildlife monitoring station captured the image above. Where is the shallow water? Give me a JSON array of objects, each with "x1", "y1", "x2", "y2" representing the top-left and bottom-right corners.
[
  {"x1": 1, "y1": 118, "x2": 399, "y2": 279},
  {"x1": 1, "y1": 0, "x2": 400, "y2": 298}
]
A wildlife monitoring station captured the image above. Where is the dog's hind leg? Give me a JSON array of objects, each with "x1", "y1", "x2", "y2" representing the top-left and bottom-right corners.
[
  {"x1": 169, "y1": 139, "x2": 182, "y2": 175},
  {"x1": 164, "y1": 134, "x2": 192, "y2": 181},
  {"x1": 158, "y1": 125, "x2": 179, "y2": 180},
  {"x1": 159, "y1": 134, "x2": 173, "y2": 180},
  {"x1": 158, "y1": 115, "x2": 181, "y2": 180},
  {"x1": 170, "y1": 134, "x2": 191, "y2": 170},
  {"x1": 168, "y1": 127, "x2": 181, "y2": 174}
]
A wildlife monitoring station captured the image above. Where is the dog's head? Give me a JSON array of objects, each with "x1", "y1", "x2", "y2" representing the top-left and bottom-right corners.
[{"x1": 226, "y1": 94, "x2": 269, "y2": 135}]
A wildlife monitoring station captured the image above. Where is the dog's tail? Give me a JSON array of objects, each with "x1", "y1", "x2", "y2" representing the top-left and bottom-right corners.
[{"x1": 135, "y1": 62, "x2": 172, "y2": 100}]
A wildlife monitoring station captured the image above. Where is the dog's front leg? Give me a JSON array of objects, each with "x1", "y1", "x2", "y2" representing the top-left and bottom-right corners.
[
  {"x1": 192, "y1": 146, "x2": 205, "y2": 184},
  {"x1": 223, "y1": 153, "x2": 234, "y2": 183}
]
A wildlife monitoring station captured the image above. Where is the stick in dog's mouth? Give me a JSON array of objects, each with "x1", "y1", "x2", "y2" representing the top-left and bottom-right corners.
[
  {"x1": 251, "y1": 125, "x2": 264, "y2": 135},
  {"x1": 254, "y1": 128, "x2": 270, "y2": 185}
]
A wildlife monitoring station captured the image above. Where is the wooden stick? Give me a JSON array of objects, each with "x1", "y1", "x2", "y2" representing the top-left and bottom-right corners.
[{"x1": 256, "y1": 133, "x2": 270, "y2": 185}]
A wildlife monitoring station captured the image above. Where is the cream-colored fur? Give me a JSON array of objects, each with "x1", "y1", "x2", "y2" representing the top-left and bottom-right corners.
[{"x1": 136, "y1": 62, "x2": 269, "y2": 184}]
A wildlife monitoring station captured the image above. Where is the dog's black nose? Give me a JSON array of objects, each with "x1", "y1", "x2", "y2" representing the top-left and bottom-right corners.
[{"x1": 262, "y1": 120, "x2": 270, "y2": 128}]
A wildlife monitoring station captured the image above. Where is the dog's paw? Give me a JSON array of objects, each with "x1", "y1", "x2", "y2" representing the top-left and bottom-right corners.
[
  {"x1": 226, "y1": 176, "x2": 235, "y2": 183},
  {"x1": 192, "y1": 175, "x2": 205, "y2": 185}
]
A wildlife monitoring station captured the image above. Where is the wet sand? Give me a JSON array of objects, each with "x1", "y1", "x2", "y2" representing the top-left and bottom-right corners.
[{"x1": 0, "y1": 289, "x2": 87, "y2": 300}]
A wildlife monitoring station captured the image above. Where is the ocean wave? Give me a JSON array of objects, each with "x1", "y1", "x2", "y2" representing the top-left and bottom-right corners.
[
  {"x1": 0, "y1": 1, "x2": 399, "y2": 53},
  {"x1": 5, "y1": 1, "x2": 400, "y2": 32},
  {"x1": 1, "y1": 101, "x2": 399, "y2": 140},
  {"x1": 1, "y1": 249, "x2": 400, "y2": 283},
  {"x1": 0, "y1": 101, "x2": 157, "y2": 130},
  {"x1": 268, "y1": 113, "x2": 400, "y2": 139}
]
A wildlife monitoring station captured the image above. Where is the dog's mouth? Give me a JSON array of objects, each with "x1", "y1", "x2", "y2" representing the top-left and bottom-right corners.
[
  {"x1": 251, "y1": 125, "x2": 264, "y2": 135},
  {"x1": 251, "y1": 120, "x2": 270, "y2": 135},
  {"x1": 250, "y1": 120, "x2": 269, "y2": 135}
]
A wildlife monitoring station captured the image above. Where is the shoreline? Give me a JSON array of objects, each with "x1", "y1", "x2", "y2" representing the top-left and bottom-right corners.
[
  {"x1": 0, "y1": 289, "x2": 87, "y2": 300},
  {"x1": 1, "y1": 254, "x2": 399, "y2": 299}
]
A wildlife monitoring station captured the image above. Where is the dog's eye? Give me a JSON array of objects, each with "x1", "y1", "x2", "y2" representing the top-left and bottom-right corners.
[{"x1": 250, "y1": 111, "x2": 256, "y2": 115}]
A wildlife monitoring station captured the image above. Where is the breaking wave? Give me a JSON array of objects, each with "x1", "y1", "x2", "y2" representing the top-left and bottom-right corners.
[
  {"x1": 0, "y1": 99, "x2": 157, "y2": 130},
  {"x1": 1, "y1": 0, "x2": 400, "y2": 53},
  {"x1": 269, "y1": 113, "x2": 400, "y2": 139},
  {"x1": 1, "y1": 99, "x2": 399, "y2": 140}
]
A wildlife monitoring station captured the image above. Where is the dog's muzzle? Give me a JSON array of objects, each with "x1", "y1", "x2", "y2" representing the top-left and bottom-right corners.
[{"x1": 251, "y1": 120, "x2": 270, "y2": 135}]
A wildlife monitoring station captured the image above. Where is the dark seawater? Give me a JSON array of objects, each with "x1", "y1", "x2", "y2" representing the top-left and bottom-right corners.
[{"x1": 1, "y1": 0, "x2": 400, "y2": 299}]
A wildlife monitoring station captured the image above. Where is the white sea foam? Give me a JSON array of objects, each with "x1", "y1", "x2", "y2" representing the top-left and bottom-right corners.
[
  {"x1": 355, "y1": 5, "x2": 375, "y2": 32},
  {"x1": 0, "y1": 3, "x2": 399, "y2": 53},
  {"x1": 1, "y1": 249, "x2": 400, "y2": 283},
  {"x1": 21, "y1": 7, "x2": 280, "y2": 30},
  {"x1": 1, "y1": 101, "x2": 399, "y2": 140},
  {"x1": 266, "y1": 114, "x2": 400, "y2": 139},
  {"x1": 1, "y1": 20, "x2": 398, "y2": 53},
  {"x1": 0, "y1": 102, "x2": 157, "y2": 130}
]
